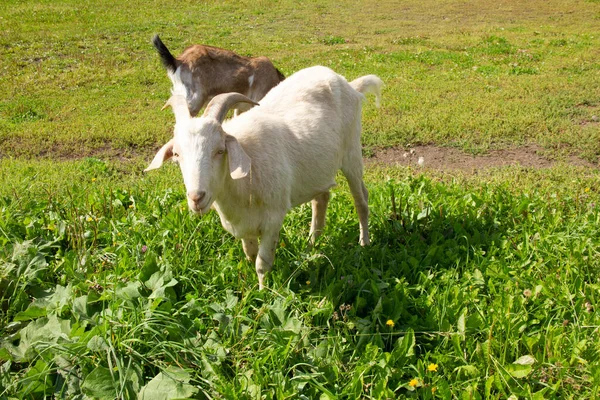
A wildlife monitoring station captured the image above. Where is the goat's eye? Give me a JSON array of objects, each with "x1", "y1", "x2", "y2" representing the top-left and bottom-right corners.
[
  {"x1": 173, "y1": 152, "x2": 179, "y2": 158},
  {"x1": 216, "y1": 149, "x2": 225, "y2": 155}
]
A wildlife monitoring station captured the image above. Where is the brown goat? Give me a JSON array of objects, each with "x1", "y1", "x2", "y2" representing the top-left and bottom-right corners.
[{"x1": 152, "y1": 35, "x2": 285, "y2": 116}]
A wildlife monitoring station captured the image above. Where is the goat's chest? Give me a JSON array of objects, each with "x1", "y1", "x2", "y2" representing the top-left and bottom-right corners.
[{"x1": 212, "y1": 202, "x2": 272, "y2": 239}]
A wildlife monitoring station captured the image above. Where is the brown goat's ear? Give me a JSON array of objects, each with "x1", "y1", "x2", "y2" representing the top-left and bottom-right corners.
[
  {"x1": 144, "y1": 139, "x2": 174, "y2": 172},
  {"x1": 225, "y1": 135, "x2": 251, "y2": 179}
]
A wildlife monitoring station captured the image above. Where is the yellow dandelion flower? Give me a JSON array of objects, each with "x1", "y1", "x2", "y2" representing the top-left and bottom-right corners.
[
  {"x1": 91, "y1": 178, "x2": 96, "y2": 182},
  {"x1": 306, "y1": 280, "x2": 311, "y2": 285},
  {"x1": 585, "y1": 187, "x2": 590, "y2": 192},
  {"x1": 128, "y1": 204, "x2": 134, "y2": 209},
  {"x1": 386, "y1": 319, "x2": 395, "y2": 328},
  {"x1": 427, "y1": 363, "x2": 438, "y2": 372},
  {"x1": 86, "y1": 216, "x2": 93, "y2": 222},
  {"x1": 432, "y1": 386, "x2": 437, "y2": 394},
  {"x1": 408, "y1": 378, "x2": 419, "y2": 387}
]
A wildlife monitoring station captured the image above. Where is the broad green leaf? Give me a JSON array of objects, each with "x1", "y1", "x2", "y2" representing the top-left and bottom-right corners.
[
  {"x1": 30, "y1": 284, "x2": 73, "y2": 314},
  {"x1": 472, "y1": 269, "x2": 485, "y2": 286},
  {"x1": 116, "y1": 281, "x2": 142, "y2": 300},
  {"x1": 0, "y1": 347, "x2": 11, "y2": 361},
  {"x1": 532, "y1": 388, "x2": 549, "y2": 400},
  {"x1": 146, "y1": 270, "x2": 178, "y2": 300},
  {"x1": 14, "y1": 306, "x2": 47, "y2": 322},
  {"x1": 392, "y1": 327, "x2": 415, "y2": 361},
  {"x1": 54, "y1": 355, "x2": 82, "y2": 398},
  {"x1": 82, "y1": 366, "x2": 116, "y2": 400},
  {"x1": 505, "y1": 363, "x2": 532, "y2": 379},
  {"x1": 139, "y1": 254, "x2": 159, "y2": 282},
  {"x1": 73, "y1": 295, "x2": 88, "y2": 318},
  {"x1": 454, "y1": 365, "x2": 480, "y2": 378},
  {"x1": 87, "y1": 335, "x2": 109, "y2": 352},
  {"x1": 451, "y1": 333, "x2": 463, "y2": 356},
  {"x1": 514, "y1": 355, "x2": 536, "y2": 365},
  {"x1": 224, "y1": 290, "x2": 239, "y2": 310},
  {"x1": 466, "y1": 312, "x2": 484, "y2": 332},
  {"x1": 22, "y1": 359, "x2": 52, "y2": 396},
  {"x1": 283, "y1": 316, "x2": 303, "y2": 334},
  {"x1": 137, "y1": 366, "x2": 198, "y2": 400},
  {"x1": 9, "y1": 314, "x2": 71, "y2": 361}
]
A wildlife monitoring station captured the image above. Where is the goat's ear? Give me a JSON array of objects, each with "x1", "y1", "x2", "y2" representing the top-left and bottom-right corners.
[
  {"x1": 225, "y1": 135, "x2": 251, "y2": 179},
  {"x1": 144, "y1": 139, "x2": 174, "y2": 172}
]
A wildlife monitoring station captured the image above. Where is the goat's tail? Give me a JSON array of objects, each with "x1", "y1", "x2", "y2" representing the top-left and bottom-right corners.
[
  {"x1": 350, "y1": 75, "x2": 383, "y2": 108},
  {"x1": 152, "y1": 35, "x2": 178, "y2": 74}
]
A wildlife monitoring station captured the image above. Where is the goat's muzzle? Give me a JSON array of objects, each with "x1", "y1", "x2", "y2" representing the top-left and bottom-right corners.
[{"x1": 187, "y1": 191, "x2": 211, "y2": 215}]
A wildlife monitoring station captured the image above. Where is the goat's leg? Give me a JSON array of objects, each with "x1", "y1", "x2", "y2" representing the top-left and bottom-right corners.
[
  {"x1": 242, "y1": 237, "x2": 258, "y2": 262},
  {"x1": 255, "y1": 226, "x2": 281, "y2": 290},
  {"x1": 342, "y1": 166, "x2": 370, "y2": 246},
  {"x1": 351, "y1": 180, "x2": 370, "y2": 246},
  {"x1": 309, "y1": 191, "x2": 331, "y2": 246}
]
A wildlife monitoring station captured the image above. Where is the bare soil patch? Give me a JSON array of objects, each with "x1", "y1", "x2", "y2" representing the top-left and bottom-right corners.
[
  {"x1": 3, "y1": 141, "x2": 598, "y2": 174},
  {"x1": 366, "y1": 144, "x2": 599, "y2": 172}
]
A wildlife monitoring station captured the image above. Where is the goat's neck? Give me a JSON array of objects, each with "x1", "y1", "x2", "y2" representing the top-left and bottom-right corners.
[{"x1": 213, "y1": 169, "x2": 254, "y2": 220}]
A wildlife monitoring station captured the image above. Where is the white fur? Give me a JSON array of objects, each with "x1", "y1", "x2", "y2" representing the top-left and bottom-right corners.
[{"x1": 146, "y1": 66, "x2": 383, "y2": 289}]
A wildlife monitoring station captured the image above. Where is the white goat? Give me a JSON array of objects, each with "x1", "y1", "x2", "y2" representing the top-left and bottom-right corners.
[
  {"x1": 145, "y1": 66, "x2": 383, "y2": 289},
  {"x1": 153, "y1": 35, "x2": 285, "y2": 117}
]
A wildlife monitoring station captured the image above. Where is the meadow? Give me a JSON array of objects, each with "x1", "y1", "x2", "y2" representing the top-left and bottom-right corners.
[{"x1": 1, "y1": 0, "x2": 600, "y2": 398}]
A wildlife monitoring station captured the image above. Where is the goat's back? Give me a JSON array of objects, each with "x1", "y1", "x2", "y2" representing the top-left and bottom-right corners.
[
  {"x1": 258, "y1": 66, "x2": 362, "y2": 114},
  {"x1": 226, "y1": 66, "x2": 364, "y2": 149},
  {"x1": 223, "y1": 66, "x2": 366, "y2": 207}
]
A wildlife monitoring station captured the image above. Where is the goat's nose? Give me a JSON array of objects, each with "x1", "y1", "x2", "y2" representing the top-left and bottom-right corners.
[{"x1": 188, "y1": 191, "x2": 206, "y2": 203}]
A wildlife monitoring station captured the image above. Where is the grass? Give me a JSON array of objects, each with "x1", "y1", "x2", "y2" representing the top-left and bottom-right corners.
[
  {"x1": 1, "y1": 0, "x2": 600, "y2": 398},
  {"x1": 1, "y1": 159, "x2": 599, "y2": 398},
  {"x1": 1, "y1": 0, "x2": 599, "y2": 159}
]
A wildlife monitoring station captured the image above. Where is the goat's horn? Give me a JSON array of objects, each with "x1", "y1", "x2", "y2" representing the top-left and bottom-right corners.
[
  {"x1": 162, "y1": 95, "x2": 190, "y2": 123},
  {"x1": 203, "y1": 93, "x2": 259, "y2": 123}
]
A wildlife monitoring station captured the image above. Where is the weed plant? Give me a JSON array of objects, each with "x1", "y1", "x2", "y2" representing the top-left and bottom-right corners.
[{"x1": 1, "y1": 159, "x2": 599, "y2": 398}]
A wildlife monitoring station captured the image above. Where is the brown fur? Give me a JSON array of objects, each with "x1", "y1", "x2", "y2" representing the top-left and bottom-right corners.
[{"x1": 154, "y1": 36, "x2": 284, "y2": 117}]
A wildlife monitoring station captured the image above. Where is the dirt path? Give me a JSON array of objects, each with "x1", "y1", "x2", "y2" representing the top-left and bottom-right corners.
[
  {"x1": 3, "y1": 143, "x2": 598, "y2": 173},
  {"x1": 366, "y1": 144, "x2": 599, "y2": 172}
]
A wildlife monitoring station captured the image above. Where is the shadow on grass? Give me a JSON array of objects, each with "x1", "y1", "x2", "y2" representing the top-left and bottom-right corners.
[{"x1": 275, "y1": 179, "x2": 513, "y2": 352}]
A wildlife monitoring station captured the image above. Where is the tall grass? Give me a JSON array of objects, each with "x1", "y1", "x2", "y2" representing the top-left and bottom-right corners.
[{"x1": 1, "y1": 158, "x2": 599, "y2": 398}]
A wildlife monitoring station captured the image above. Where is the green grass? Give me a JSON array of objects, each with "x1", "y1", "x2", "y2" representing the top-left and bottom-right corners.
[
  {"x1": 1, "y1": 159, "x2": 599, "y2": 398},
  {"x1": 1, "y1": 0, "x2": 600, "y2": 398},
  {"x1": 1, "y1": 0, "x2": 599, "y2": 159}
]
